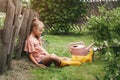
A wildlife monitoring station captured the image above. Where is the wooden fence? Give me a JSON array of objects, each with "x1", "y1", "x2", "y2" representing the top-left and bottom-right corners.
[{"x1": 0, "y1": 0, "x2": 39, "y2": 73}]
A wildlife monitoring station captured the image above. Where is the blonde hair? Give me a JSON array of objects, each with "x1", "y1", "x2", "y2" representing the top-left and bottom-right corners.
[{"x1": 30, "y1": 18, "x2": 44, "y2": 33}]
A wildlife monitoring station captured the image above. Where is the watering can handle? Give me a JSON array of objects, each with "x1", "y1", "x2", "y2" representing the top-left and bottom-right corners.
[{"x1": 68, "y1": 42, "x2": 85, "y2": 50}]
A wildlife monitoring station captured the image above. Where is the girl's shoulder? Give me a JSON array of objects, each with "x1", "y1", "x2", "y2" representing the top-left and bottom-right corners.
[{"x1": 26, "y1": 35, "x2": 39, "y2": 44}]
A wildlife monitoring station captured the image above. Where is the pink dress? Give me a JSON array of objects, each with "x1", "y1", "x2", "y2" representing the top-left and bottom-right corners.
[{"x1": 24, "y1": 34, "x2": 48, "y2": 62}]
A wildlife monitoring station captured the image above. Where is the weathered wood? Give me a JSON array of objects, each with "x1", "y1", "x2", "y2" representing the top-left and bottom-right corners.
[
  {"x1": 5, "y1": 25, "x2": 15, "y2": 69},
  {"x1": 0, "y1": 29, "x2": 3, "y2": 42},
  {"x1": 12, "y1": 0, "x2": 23, "y2": 37},
  {"x1": 15, "y1": 8, "x2": 30, "y2": 59},
  {"x1": 7, "y1": 0, "x2": 22, "y2": 70},
  {"x1": 0, "y1": 29, "x2": 3, "y2": 71},
  {"x1": 0, "y1": 0, "x2": 15, "y2": 73},
  {"x1": 0, "y1": 0, "x2": 8, "y2": 12},
  {"x1": 0, "y1": 0, "x2": 40, "y2": 73}
]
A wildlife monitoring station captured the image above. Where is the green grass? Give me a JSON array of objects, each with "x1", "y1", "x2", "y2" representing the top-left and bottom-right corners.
[{"x1": 31, "y1": 34, "x2": 106, "y2": 80}]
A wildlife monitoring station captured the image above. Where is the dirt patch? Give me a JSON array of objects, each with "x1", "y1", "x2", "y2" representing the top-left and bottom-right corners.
[{"x1": 0, "y1": 58, "x2": 36, "y2": 80}]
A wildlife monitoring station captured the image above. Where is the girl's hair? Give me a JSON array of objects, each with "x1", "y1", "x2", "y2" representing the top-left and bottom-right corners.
[{"x1": 30, "y1": 18, "x2": 44, "y2": 33}]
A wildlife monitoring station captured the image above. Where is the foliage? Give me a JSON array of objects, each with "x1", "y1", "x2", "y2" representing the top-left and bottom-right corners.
[
  {"x1": 85, "y1": 6, "x2": 120, "y2": 80},
  {"x1": 30, "y1": 0, "x2": 87, "y2": 34}
]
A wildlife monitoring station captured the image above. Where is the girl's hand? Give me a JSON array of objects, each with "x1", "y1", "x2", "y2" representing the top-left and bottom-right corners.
[{"x1": 37, "y1": 64, "x2": 47, "y2": 68}]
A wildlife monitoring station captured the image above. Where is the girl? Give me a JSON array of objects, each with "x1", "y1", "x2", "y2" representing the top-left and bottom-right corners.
[{"x1": 24, "y1": 18, "x2": 71, "y2": 68}]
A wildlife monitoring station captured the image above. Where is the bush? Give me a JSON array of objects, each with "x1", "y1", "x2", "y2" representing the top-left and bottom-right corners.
[
  {"x1": 30, "y1": 0, "x2": 87, "y2": 34},
  {"x1": 86, "y1": 6, "x2": 120, "y2": 47},
  {"x1": 85, "y1": 7, "x2": 120, "y2": 80}
]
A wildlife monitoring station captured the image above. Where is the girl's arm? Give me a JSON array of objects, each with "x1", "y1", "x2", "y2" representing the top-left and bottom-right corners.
[{"x1": 29, "y1": 53, "x2": 47, "y2": 68}]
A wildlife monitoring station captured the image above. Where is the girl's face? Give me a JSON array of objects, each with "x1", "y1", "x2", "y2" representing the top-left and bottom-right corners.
[{"x1": 33, "y1": 25, "x2": 44, "y2": 37}]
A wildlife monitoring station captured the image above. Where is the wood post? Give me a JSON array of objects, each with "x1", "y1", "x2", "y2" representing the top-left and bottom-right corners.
[
  {"x1": 6, "y1": 0, "x2": 22, "y2": 70},
  {"x1": 0, "y1": 0, "x2": 39, "y2": 73},
  {"x1": 0, "y1": 0, "x2": 8, "y2": 12},
  {"x1": 0, "y1": 0, "x2": 15, "y2": 73}
]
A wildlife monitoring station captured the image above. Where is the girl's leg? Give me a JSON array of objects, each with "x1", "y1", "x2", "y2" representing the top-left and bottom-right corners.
[
  {"x1": 50, "y1": 54, "x2": 71, "y2": 61},
  {"x1": 41, "y1": 55, "x2": 61, "y2": 67}
]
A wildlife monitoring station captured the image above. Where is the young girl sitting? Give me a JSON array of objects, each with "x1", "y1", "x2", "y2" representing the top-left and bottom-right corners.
[{"x1": 24, "y1": 18, "x2": 73, "y2": 68}]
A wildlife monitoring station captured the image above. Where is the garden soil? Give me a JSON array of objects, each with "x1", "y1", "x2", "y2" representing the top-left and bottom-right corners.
[{"x1": 0, "y1": 58, "x2": 36, "y2": 80}]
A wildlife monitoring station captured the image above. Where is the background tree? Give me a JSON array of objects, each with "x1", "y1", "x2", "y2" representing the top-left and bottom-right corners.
[{"x1": 30, "y1": 0, "x2": 87, "y2": 34}]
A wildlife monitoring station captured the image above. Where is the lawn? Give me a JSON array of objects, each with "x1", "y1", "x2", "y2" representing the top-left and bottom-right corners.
[{"x1": 31, "y1": 34, "x2": 106, "y2": 80}]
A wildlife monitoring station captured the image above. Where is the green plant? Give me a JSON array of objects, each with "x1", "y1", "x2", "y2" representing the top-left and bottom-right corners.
[
  {"x1": 30, "y1": 0, "x2": 87, "y2": 34},
  {"x1": 103, "y1": 41, "x2": 120, "y2": 80},
  {"x1": 85, "y1": 7, "x2": 120, "y2": 80},
  {"x1": 87, "y1": 6, "x2": 120, "y2": 42}
]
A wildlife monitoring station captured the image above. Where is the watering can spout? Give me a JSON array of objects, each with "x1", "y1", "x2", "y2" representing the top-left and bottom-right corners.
[{"x1": 86, "y1": 42, "x2": 95, "y2": 51}]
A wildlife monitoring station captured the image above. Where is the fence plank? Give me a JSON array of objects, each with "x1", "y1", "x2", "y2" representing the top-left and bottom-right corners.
[
  {"x1": 0, "y1": 29, "x2": 3, "y2": 42},
  {"x1": 0, "y1": 0, "x2": 8, "y2": 12},
  {"x1": 0, "y1": 0, "x2": 39, "y2": 73},
  {"x1": 0, "y1": 0, "x2": 15, "y2": 73},
  {"x1": 15, "y1": 8, "x2": 30, "y2": 59},
  {"x1": 7, "y1": 0, "x2": 22, "y2": 70}
]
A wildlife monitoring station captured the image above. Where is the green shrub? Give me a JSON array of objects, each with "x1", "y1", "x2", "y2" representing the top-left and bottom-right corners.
[
  {"x1": 30, "y1": 0, "x2": 87, "y2": 34},
  {"x1": 86, "y1": 6, "x2": 120, "y2": 47},
  {"x1": 85, "y1": 7, "x2": 120, "y2": 80}
]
